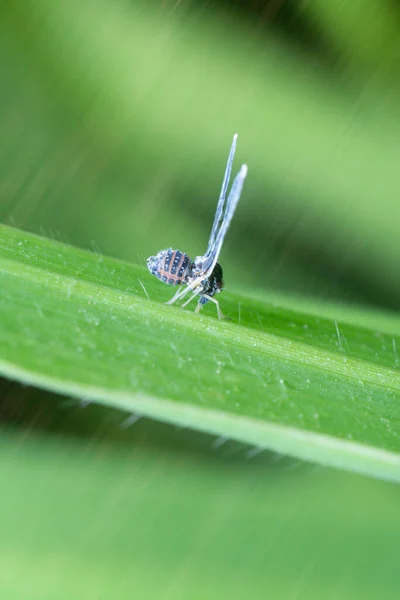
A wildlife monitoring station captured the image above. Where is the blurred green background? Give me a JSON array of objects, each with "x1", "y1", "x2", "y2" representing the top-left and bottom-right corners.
[{"x1": 1, "y1": 0, "x2": 400, "y2": 597}]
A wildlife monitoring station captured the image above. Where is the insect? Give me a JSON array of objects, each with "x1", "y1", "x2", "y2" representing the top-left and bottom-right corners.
[{"x1": 147, "y1": 133, "x2": 247, "y2": 319}]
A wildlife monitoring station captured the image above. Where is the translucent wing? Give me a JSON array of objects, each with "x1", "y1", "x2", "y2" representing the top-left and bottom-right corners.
[
  {"x1": 200, "y1": 163, "x2": 248, "y2": 276},
  {"x1": 206, "y1": 133, "x2": 238, "y2": 252}
]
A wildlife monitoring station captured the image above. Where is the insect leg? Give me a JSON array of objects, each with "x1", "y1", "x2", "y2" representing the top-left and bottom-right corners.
[
  {"x1": 198, "y1": 294, "x2": 225, "y2": 320},
  {"x1": 166, "y1": 285, "x2": 191, "y2": 305},
  {"x1": 181, "y1": 290, "x2": 201, "y2": 309}
]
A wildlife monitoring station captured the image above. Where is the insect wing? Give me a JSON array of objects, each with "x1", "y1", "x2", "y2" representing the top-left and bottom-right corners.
[
  {"x1": 201, "y1": 163, "x2": 248, "y2": 276},
  {"x1": 206, "y1": 134, "x2": 238, "y2": 252}
]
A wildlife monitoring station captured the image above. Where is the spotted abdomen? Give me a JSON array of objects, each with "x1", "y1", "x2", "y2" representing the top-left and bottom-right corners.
[{"x1": 147, "y1": 248, "x2": 192, "y2": 285}]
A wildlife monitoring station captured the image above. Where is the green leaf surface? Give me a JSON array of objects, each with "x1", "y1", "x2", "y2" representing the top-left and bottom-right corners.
[{"x1": 1, "y1": 224, "x2": 400, "y2": 482}]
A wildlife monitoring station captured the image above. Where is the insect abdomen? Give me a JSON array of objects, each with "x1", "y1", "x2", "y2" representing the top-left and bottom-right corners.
[{"x1": 147, "y1": 248, "x2": 192, "y2": 285}]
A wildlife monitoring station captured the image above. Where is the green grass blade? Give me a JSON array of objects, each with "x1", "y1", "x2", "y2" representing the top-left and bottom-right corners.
[{"x1": 1, "y1": 224, "x2": 400, "y2": 481}]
